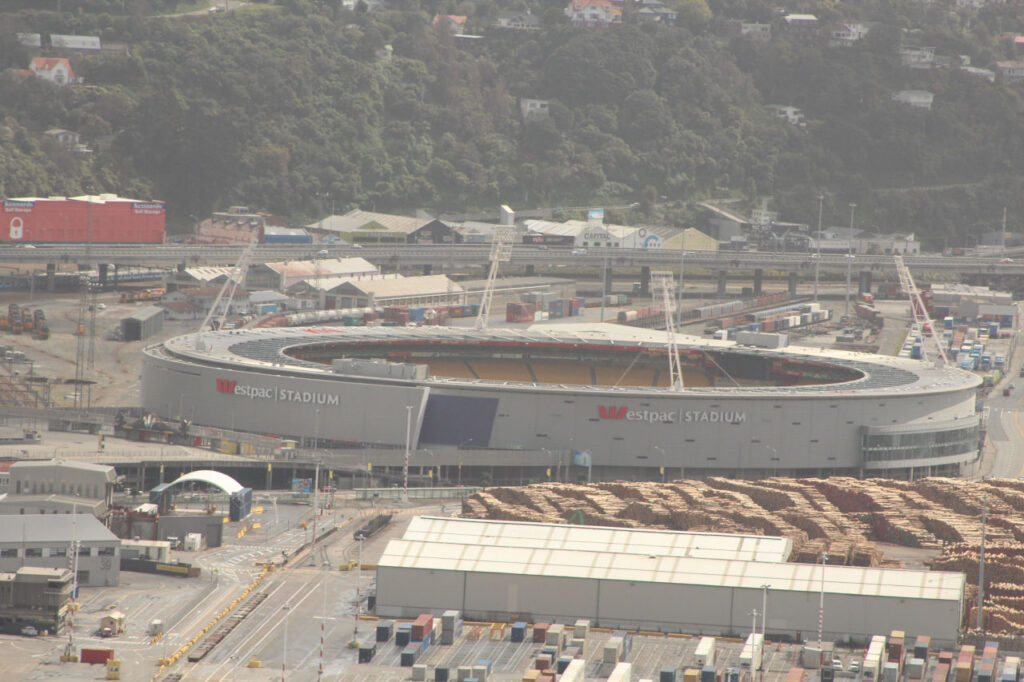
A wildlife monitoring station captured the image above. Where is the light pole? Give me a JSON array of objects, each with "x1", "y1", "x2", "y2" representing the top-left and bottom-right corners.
[
  {"x1": 817, "y1": 551, "x2": 826, "y2": 658},
  {"x1": 815, "y1": 194, "x2": 823, "y2": 302},
  {"x1": 760, "y1": 584, "x2": 770, "y2": 682},
  {"x1": 403, "y1": 405, "x2": 413, "y2": 502},
  {"x1": 845, "y1": 203, "x2": 856, "y2": 318},
  {"x1": 281, "y1": 602, "x2": 291, "y2": 682}
]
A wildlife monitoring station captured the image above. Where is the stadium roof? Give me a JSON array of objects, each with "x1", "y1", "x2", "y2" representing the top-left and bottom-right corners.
[
  {"x1": 402, "y1": 516, "x2": 793, "y2": 562},
  {"x1": 163, "y1": 323, "x2": 981, "y2": 397},
  {"x1": 378, "y1": 538, "x2": 965, "y2": 602}
]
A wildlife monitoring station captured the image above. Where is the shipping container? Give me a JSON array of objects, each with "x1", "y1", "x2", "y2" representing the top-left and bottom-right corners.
[
  {"x1": 739, "y1": 634, "x2": 763, "y2": 670},
  {"x1": 511, "y1": 622, "x2": 527, "y2": 643},
  {"x1": 914, "y1": 636, "x2": 931, "y2": 661},
  {"x1": 3, "y1": 196, "x2": 165, "y2": 243},
  {"x1": 661, "y1": 668, "x2": 679, "y2": 682},
  {"x1": 81, "y1": 648, "x2": 115, "y2": 664},
  {"x1": 701, "y1": 665, "x2": 718, "y2": 682},
  {"x1": 695, "y1": 637, "x2": 717, "y2": 667},
  {"x1": 533, "y1": 623, "x2": 549, "y2": 644}
]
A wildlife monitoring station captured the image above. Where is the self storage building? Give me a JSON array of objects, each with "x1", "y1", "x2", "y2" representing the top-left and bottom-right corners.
[{"x1": 376, "y1": 518, "x2": 965, "y2": 646}]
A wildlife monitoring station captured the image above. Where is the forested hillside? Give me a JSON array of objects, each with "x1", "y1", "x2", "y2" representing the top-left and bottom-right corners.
[{"x1": 3, "y1": 0, "x2": 1024, "y2": 244}]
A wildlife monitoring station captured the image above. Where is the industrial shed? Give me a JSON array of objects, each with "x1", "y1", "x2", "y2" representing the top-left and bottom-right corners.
[
  {"x1": 120, "y1": 305, "x2": 164, "y2": 341},
  {"x1": 376, "y1": 520, "x2": 965, "y2": 646}
]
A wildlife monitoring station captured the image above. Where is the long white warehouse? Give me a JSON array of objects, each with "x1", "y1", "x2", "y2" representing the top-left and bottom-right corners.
[{"x1": 376, "y1": 519, "x2": 965, "y2": 646}]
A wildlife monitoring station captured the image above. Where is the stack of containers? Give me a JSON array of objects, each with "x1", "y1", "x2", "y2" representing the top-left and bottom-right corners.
[
  {"x1": 548, "y1": 299, "x2": 566, "y2": 319},
  {"x1": 914, "y1": 637, "x2": 931, "y2": 663},
  {"x1": 533, "y1": 623, "x2": 549, "y2": 644},
  {"x1": 358, "y1": 642, "x2": 376, "y2": 663},
  {"x1": 604, "y1": 636, "x2": 624, "y2": 666},
  {"x1": 609, "y1": 662, "x2": 632, "y2": 682},
  {"x1": 506, "y1": 302, "x2": 536, "y2": 324},
  {"x1": 441, "y1": 610, "x2": 462, "y2": 645},
  {"x1": 882, "y1": 664, "x2": 900, "y2": 682},
  {"x1": 907, "y1": 657, "x2": 926, "y2": 682},
  {"x1": 1000, "y1": 656, "x2": 1020, "y2": 682},
  {"x1": 511, "y1": 622, "x2": 528, "y2": 643},
  {"x1": 545, "y1": 623, "x2": 567, "y2": 651},
  {"x1": 560, "y1": 659, "x2": 585, "y2": 682},
  {"x1": 661, "y1": 668, "x2": 678, "y2": 682},
  {"x1": 436, "y1": 667, "x2": 450, "y2": 682},
  {"x1": 684, "y1": 669, "x2": 700, "y2": 682},
  {"x1": 457, "y1": 666, "x2": 474, "y2": 682},
  {"x1": 978, "y1": 642, "x2": 999, "y2": 682},
  {"x1": 396, "y1": 623, "x2": 413, "y2": 646},
  {"x1": 700, "y1": 665, "x2": 717, "y2": 682},
  {"x1": 572, "y1": 619, "x2": 589, "y2": 648},
  {"x1": 412, "y1": 664, "x2": 428, "y2": 681},
  {"x1": 376, "y1": 621, "x2": 394, "y2": 643},
  {"x1": 955, "y1": 645, "x2": 975, "y2": 682},
  {"x1": 473, "y1": 660, "x2": 492, "y2": 682},
  {"x1": 863, "y1": 635, "x2": 886, "y2": 680},
  {"x1": 931, "y1": 654, "x2": 951, "y2": 682}
]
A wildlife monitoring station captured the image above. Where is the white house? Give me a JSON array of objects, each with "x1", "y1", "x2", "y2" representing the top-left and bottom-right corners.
[
  {"x1": 28, "y1": 57, "x2": 74, "y2": 85},
  {"x1": 520, "y1": 99, "x2": 550, "y2": 120},
  {"x1": 565, "y1": 0, "x2": 622, "y2": 25},
  {"x1": 764, "y1": 105, "x2": 806, "y2": 126},
  {"x1": 830, "y1": 22, "x2": 871, "y2": 47},
  {"x1": 996, "y1": 61, "x2": 1024, "y2": 79},
  {"x1": 892, "y1": 90, "x2": 934, "y2": 110},
  {"x1": 900, "y1": 47, "x2": 936, "y2": 69},
  {"x1": 741, "y1": 23, "x2": 772, "y2": 41}
]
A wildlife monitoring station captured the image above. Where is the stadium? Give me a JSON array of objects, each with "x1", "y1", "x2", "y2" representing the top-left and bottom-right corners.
[{"x1": 141, "y1": 324, "x2": 983, "y2": 481}]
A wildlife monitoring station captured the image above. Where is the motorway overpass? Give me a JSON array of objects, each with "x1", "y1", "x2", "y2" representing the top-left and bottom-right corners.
[{"x1": 4, "y1": 244, "x2": 1023, "y2": 292}]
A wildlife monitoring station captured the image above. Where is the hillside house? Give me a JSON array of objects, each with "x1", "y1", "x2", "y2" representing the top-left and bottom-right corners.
[
  {"x1": 830, "y1": 22, "x2": 871, "y2": 47},
  {"x1": 782, "y1": 14, "x2": 819, "y2": 37},
  {"x1": 432, "y1": 14, "x2": 467, "y2": 35},
  {"x1": 764, "y1": 105, "x2": 806, "y2": 126},
  {"x1": 496, "y1": 12, "x2": 541, "y2": 30},
  {"x1": 28, "y1": 57, "x2": 74, "y2": 85},
  {"x1": 996, "y1": 60, "x2": 1024, "y2": 79},
  {"x1": 520, "y1": 99, "x2": 550, "y2": 120},
  {"x1": 891, "y1": 90, "x2": 934, "y2": 110},
  {"x1": 565, "y1": 0, "x2": 622, "y2": 25},
  {"x1": 900, "y1": 46, "x2": 936, "y2": 69}
]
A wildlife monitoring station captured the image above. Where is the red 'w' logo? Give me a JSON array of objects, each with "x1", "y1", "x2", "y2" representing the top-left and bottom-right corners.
[
  {"x1": 598, "y1": 405, "x2": 627, "y2": 420},
  {"x1": 216, "y1": 379, "x2": 236, "y2": 394}
]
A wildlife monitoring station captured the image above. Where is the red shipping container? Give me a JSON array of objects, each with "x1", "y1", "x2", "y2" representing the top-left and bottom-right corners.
[
  {"x1": 2, "y1": 196, "x2": 164, "y2": 243},
  {"x1": 535, "y1": 656, "x2": 552, "y2": 671},
  {"x1": 80, "y1": 648, "x2": 115, "y2": 664},
  {"x1": 411, "y1": 614, "x2": 433, "y2": 641},
  {"x1": 533, "y1": 623, "x2": 549, "y2": 643}
]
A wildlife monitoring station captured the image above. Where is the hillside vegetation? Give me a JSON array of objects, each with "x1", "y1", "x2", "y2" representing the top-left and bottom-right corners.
[{"x1": 3, "y1": 0, "x2": 1024, "y2": 242}]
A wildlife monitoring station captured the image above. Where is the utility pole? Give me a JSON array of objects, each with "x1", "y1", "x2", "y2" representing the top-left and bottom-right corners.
[
  {"x1": 760, "y1": 584, "x2": 770, "y2": 682},
  {"x1": 978, "y1": 493, "x2": 987, "y2": 632},
  {"x1": 310, "y1": 461, "x2": 319, "y2": 567},
  {"x1": 815, "y1": 195, "x2": 823, "y2": 303},
  {"x1": 404, "y1": 405, "x2": 413, "y2": 502}
]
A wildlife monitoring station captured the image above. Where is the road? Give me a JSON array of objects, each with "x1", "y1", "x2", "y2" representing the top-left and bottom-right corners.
[
  {"x1": 2, "y1": 243, "x2": 1024, "y2": 277},
  {"x1": 978, "y1": 303, "x2": 1024, "y2": 480}
]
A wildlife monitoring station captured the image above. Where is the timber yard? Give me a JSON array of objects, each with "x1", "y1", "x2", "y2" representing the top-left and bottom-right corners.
[{"x1": 3, "y1": 202, "x2": 1024, "y2": 682}]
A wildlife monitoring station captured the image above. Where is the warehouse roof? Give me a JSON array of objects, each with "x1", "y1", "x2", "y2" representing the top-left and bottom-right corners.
[
  {"x1": 255, "y1": 257, "x2": 377, "y2": 278},
  {"x1": 123, "y1": 305, "x2": 164, "y2": 323},
  {"x1": 330, "y1": 275, "x2": 463, "y2": 299},
  {"x1": 378, "y1": 539, "x2": 965, "y2": 602},
  {"x1": 171, "y1": 470, "x2": 244, "y2": 495},
  {"x1": 308, "y1": 210, "x2": 431, "y2": 235},
  {"x1": 0, "y1": 514, "x2": 118, "y2": 544},
  {"x1": 403, "y1": 516, "x2": 793, "y2": 562}
]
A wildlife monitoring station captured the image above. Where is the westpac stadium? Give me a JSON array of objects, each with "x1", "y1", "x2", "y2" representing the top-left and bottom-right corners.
[{"x1": 142, "y1": 324, "x2": 982, "y2": 481}]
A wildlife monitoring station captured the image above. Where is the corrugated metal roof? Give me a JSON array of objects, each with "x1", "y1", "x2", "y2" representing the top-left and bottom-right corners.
[
  {"x1": 332, "y1": 275, "x2": 463, "y2": 298},
  {"x1": 378, "y1": 538, "x2": 965, "y2": 601},
  {"x1": 403, "y1": 516, "x2": 792, "y2": 562},
  {"x1": 0, "y1": 514, "x2": 118, "y2": 544},
  {"x1": 309, "y1": 210, "x2": 430, "y2": 235},
  {"x1": 261, "y1": 257, "x2": 377, "y2": 278}
]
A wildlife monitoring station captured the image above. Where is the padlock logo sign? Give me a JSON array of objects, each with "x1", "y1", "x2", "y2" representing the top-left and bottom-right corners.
[{"x1": 9, "y1": 217, "x2": 23, "y2": 240}]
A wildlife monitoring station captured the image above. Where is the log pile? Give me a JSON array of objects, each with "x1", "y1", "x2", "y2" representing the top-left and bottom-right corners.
[{"x1": 460, "y1": 477, "x2": 1024, "y2": 636}]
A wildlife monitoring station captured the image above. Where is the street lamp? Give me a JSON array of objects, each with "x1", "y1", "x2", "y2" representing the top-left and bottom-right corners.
[
  {"x1": 845, "y1": 203, "x2": 856, "y2": 317},
  {"x1": 403, "y1": 405, "x2": 413, "y2": 502},
  {"x1": 760, "y1": 584, "x2": 770, "y2": 682}
]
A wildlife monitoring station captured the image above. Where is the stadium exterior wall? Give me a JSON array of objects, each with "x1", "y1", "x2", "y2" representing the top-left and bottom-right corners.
[
  {"x1": 375, "y1": 566, "x2": 963, "y2": 646},
  {"x1": 141, "y1": 332, "x2": 981, "y2": 477}
]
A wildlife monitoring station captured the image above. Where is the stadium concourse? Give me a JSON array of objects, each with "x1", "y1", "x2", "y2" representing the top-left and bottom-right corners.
[{"x1": 142, "y1": 323, "x2": 982, "y2": 482}]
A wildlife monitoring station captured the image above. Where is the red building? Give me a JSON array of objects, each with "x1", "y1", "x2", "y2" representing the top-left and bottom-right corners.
[{"x1": 1, "y1": 194, "x2": 165, "y2": 243}]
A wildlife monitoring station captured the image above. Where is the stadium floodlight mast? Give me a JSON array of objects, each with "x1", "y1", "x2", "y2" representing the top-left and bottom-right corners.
[
  {"x1": 475, "y1": 228, "x2": 515, "y2": 330},
  {"x1": 651, "y1": 271, "x2": 684, "y2": 391}
]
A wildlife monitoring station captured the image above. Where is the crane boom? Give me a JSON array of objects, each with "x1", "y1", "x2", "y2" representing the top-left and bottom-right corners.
[{"x1": 894, "y1": 255, "x2": 947, "y2": 365}]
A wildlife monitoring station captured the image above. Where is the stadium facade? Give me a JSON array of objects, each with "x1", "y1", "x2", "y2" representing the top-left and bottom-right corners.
[{"x1": 142, "y1": 324, "x2": 982, "y2": 480}]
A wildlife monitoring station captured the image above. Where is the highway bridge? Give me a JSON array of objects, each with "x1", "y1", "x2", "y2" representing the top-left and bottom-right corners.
[{"x1": 3, "y1": 244, "x2": 1023, "y2": 291}]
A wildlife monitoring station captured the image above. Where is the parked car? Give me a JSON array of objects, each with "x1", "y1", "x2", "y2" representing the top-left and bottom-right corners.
[{"x1": 20, "y1": 626, "x2": 37, "y2": 637}]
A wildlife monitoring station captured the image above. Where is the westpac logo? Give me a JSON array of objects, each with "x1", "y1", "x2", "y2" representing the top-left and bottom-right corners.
[
  {"x1": 598, "y1": 405, "x2": 676, "y2": 423},
  {"x1": 215, "y1": 378, "x2": 273, "y2": 399},
  {"x1": 598, "y1": 405, "x2": 627, "y2": 420},
  {"x1": 216, "y1": 379, "x2": 236, "y2": 393}
]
